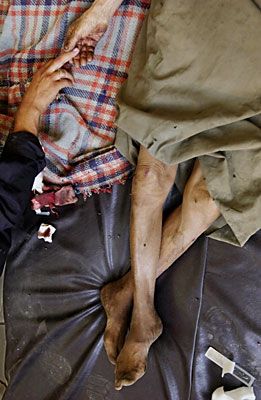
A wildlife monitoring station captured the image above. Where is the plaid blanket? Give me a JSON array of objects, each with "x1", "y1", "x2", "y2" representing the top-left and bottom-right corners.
[{"x1": 0, "y1": 0, "x2": 149, "y2": 205}]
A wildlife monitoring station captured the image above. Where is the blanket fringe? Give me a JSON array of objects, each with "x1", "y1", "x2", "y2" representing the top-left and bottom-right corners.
[{"x1": 31, "y1": 175, "x2": 131, "y2": 214}]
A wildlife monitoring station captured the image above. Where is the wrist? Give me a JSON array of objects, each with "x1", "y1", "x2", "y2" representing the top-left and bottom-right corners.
[
  {"x1": 14, "y1": 106, "x2": 40, "y2": 136},
  {"x1": 90, "y1": 0, "x2": 123, "y2": 20}
]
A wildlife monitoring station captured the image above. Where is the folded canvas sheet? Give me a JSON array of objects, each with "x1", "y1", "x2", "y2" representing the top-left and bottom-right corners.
[{"x1": 116, "y1": 0, "x2": 261, "y2": 246}]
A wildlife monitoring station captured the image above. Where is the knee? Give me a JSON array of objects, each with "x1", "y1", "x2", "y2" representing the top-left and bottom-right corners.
[
  {"x1": 132, "y1": 162, "x2": 175, "y2": 205},
  {"x1": 183, "y1": 161, "x2": 211, "y2": 204},
  {"x1": 183, "y1": 173, "x2": 219, "y2": 221},
  {"x1": 185, "y1": 176, "x2": 209, "y2": 202}
]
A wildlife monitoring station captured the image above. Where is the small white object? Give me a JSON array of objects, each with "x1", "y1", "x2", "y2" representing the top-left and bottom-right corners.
[
  {"x1": 32, "y1": 172, "x2": 44, "y2": 193},
  {"x1": 212, "y1": 386, "x2": 255, "y2": 400},
  {"x1": 35, "y1": 209, "x2": 50, "y2": 216},
  {"x1": 205, "y1": 348, "x2": 255, "y2": 387},
  {"x1": 206, "y1": 347, "x2": 235, "y2": 377},
  {"x1": 37, "y1": 224, "x2": 56, "y2": 243}
]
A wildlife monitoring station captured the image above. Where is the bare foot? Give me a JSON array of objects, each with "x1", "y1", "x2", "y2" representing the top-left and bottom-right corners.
[
  {"x1": 115, "y1": 312, "x2": 163, "y2": 390},
  {"x1": 100, "y1": 275, "x2": 133, "y2": 365}
]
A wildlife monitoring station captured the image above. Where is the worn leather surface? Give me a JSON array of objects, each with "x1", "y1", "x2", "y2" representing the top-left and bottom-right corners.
[{"x1": 3, "y1": 179, "x2": 261, "y2": 399}]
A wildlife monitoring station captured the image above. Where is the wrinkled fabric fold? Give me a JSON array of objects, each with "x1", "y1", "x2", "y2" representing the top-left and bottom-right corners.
[{"x1": 115, "y1": 0, "x2": 261, "y2": 246}]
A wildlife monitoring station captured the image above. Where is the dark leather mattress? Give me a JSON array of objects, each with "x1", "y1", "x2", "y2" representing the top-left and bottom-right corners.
[{"x1": 3, "y1": 179, "x2": 261, "y2": 399}]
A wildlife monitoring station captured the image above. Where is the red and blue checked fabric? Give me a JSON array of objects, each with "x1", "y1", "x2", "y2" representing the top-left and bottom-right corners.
[{"x1": 0, "y1": 0, "x2": 149, "y2": 203}]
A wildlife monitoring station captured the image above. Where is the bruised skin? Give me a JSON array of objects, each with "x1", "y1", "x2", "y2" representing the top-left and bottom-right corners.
[{"x1": 101, "y1": 158, "x2": 220, "y2": 390}]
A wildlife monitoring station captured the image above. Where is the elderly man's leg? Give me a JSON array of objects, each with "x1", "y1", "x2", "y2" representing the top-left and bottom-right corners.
[
  {"x1": 157, "y1": 160, "x2": 220, "y2": 275},
  {"x1": 105, "y1": 146, "x2": 177, "y2": 388},
  {"x1": 113, "y1": 159, "x2": 220, "y2": 388},
  {"x1": 101, "y1": 160, "x2": 220, "y2": 379}
]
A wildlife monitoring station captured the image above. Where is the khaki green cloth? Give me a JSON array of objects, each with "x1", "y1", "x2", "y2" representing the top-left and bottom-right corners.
[{"x1": 115, "y1": 0, "x2": 261, "y2": 246}]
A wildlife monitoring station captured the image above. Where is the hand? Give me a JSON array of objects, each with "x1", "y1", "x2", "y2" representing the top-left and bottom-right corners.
[
  {"x1": 64, "y1": 9, "x2": 108, "y2": 67},
  {"x1": 14, "y1": 48, "x2": 79, "y2": 135}
]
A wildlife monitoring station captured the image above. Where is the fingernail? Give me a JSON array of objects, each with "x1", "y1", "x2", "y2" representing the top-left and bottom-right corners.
[{"x1": 73, "y1": 48, "x2": 79, "y2": 54}]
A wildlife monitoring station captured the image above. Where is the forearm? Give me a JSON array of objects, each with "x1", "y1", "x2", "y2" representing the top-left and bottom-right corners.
[
  {"x1": 89, "y1": 0, "x2": 124, "y2": 19},
  {"x1": 13, "y1": 106, "x2": 40, "y2": 136}
]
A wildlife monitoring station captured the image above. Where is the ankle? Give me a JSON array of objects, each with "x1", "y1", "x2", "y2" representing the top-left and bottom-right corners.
[{"x1": 130, "y1": 314, "x2": 163, "y2": 342}]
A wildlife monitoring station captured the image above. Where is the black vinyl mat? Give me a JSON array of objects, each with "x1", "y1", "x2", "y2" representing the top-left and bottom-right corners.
[{"x1": 3, "y1": 179, "x2": 261, "y2": 399}]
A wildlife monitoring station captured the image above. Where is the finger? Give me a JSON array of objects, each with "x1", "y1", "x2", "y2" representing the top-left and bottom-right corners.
[
  {"x1": 74, "y1": 56, "x2": 80, "y2": 68},
  {"x1": 87, "y1": 47, "x2": 95, "y2": 62},
  {"x1": 47, "y1": 49, "x2": 79, "y2": 73},
  {"x1": 80, "y1": 46, "x2": 95, "y2": 66},
  {"x1": 64, "y1": 28, "x2": 81, "y2": 51},
  {"x1": 80, "y1": 45, "x2": 88, "y2": 67},
  {"x1": 54, "y1": 78, "x2": 74, "y2": 92},
  {"x1": 52, "y1": 69, "x2": 74, "y2": 82},
  {"x1": 40, "y1": 59, "x2": 54, "y2": 73},
  {"x1": 81, "y1": 38, "x2": 96, "y2": 47},
  {"x1": 62, "y1": 61, "x2": 73, "y2": 70},
  {"x1": 68, "y1": 55, "x2": 78, "y2": 65},
  {"x1": 68, "y1": 53, "x2": 80, "y2": 66}
]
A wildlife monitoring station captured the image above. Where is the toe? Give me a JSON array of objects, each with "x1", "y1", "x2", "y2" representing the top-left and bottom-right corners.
[
  {"x1": 115, "y1": 364, "x2": 146, "y2": 390},
  {"x1": 115, "y1": 373, "x2": 134, "y2": 390},
  {"x1": 115, "y1": 379, "x2": 122, "y2": 391}
]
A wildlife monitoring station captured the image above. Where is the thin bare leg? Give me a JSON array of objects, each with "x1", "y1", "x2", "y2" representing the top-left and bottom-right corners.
[
  {"x1": 101, "y1": 159, "x2": 220, "y2": 383},
  {"x1": 157, "y1": 159, "x2": 220, "y2": 275},
  {"x1": 111, "y1": 147, "x2": 178, "y2": 389}
]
